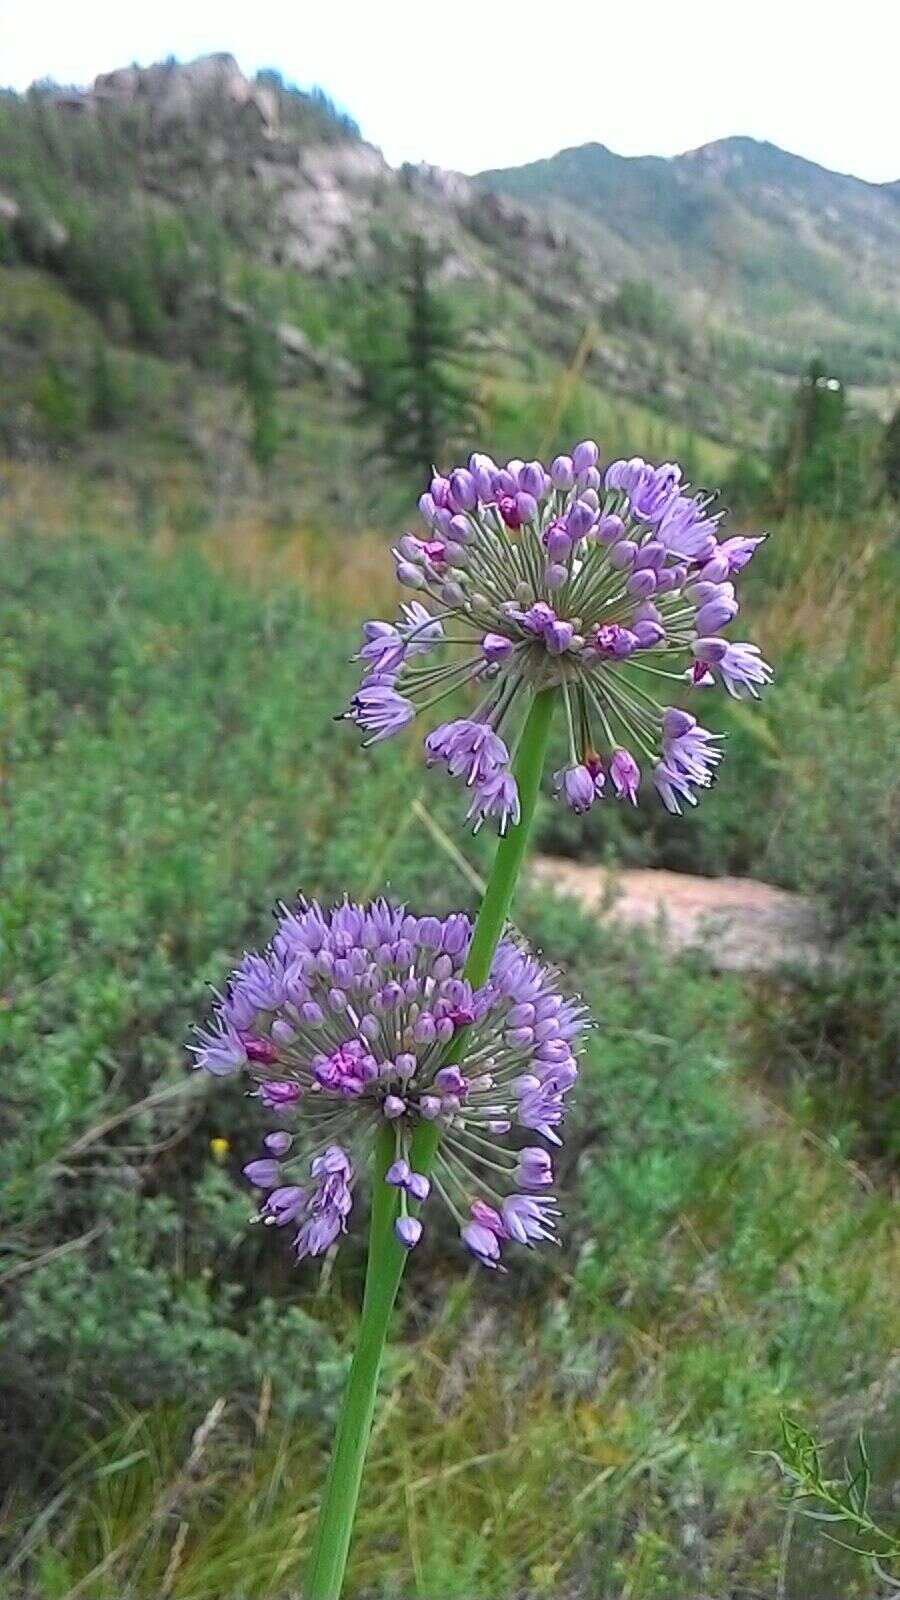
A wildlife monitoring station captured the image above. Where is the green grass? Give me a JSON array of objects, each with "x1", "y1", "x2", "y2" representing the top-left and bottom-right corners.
[
  {"x1": 482, "y1": 364, "x2": 736, "y2": 482},
  {"x1": 0, "y1": 529, "x2": 897, "y2": 1598},
  {"x1": 0, "y1": 265, "x2": 104, "y2": 346}
]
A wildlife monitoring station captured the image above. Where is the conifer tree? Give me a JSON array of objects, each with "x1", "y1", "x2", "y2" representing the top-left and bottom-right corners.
[
  {"x1": 772, "y1": 359, "x2": 863, "y2": 513},
  {"x1": 234, "y1": 282, "x2": 281, "y2": 473},
  {"x1": 881, "y1": 403, "x2": 900, "y2": 502},
  {"x1": 357, "y1": 234, "x2": 475, "y2": 482}
]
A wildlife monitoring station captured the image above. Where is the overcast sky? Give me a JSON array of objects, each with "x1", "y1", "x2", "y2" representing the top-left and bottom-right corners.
[{"x1": 2, "y1": 0, "x2": 898, "y2": 183}]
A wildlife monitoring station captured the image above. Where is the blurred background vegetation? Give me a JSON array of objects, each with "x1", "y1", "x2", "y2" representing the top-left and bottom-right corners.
[{"x1": 0, "y1": 58, "x2": 898, "y2": 1599}]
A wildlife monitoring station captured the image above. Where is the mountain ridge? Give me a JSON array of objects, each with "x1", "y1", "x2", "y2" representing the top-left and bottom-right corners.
[
  {"x1": 2, "y1": 52, "x2": 898, "y2": 477},
  {"x1": 479, "y1": 134, "x2": 898, "y2": 195},
  {"x1": 474, "y1": 130, "x2": 900, "y2": 403}
]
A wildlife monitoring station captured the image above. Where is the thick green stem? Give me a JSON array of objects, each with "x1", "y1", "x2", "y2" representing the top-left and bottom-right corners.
[
  {"x1": 461, "y1": 688, "x2": 556, "y2": 987},
  {"x1": 304, "y1": 1121, "x2": 414, "y2": 1600},
  {"x1": 304, "y1": 688, "x2": 555, "y2": 1598}
]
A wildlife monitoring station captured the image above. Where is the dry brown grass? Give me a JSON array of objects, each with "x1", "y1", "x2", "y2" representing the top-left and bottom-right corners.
[
  {"x1": 751, "y1": 509, "x2": 899, "y2": 689},
  {"x1": 0, "y1": 461, "x2": 398, "y2": 619},
  {"x1": 199, "y1": 517, "x2": 397, "y2": 620}
]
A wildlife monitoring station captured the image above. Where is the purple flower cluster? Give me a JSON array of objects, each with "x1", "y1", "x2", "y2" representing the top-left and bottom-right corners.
[
  {"x1": 346, "y1": 443, "x2": 772, "y2": 824},
  {"x1": 193, "y1": 899, "x2": 587, "y2": 1269}
]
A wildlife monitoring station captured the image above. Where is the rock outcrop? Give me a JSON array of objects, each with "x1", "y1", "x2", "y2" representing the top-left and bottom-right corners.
[
  {"x1": 530, "y1": 856, "x2": 830, "y2": 974},
  {"x1": 92, "y1": 53, "x2": 278, "y2": 136},
  {"x1": 31, "y1": 54, "x2": 585, "y2": 304}
]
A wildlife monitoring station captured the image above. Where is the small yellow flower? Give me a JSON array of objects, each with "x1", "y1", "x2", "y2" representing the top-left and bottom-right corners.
[{"x1": 209, "y1": 1136, "x2": 230, "y2": 1163}]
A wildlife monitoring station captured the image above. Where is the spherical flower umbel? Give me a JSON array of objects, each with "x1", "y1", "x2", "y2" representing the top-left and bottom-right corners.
[
  {"x1": 345, "y1": 444, "x2": 772, "y2": 826},
  {"x1": 192, "y1": 898, "x2": 587, "y2": 1269}
]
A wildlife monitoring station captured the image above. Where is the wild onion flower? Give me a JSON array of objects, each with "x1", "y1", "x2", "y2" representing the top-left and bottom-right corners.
[
  {"x1": 193, "y1": 898, "x2": 587, "y2": 1269},
  {"x1": 346, "y1": 444, "x2": 771, "y2": 827}
]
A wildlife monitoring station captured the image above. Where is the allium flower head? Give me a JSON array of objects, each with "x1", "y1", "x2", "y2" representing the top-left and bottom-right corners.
[
  {"x1": 193, "y1": 899, "x2": 587, "y2": 1269},
  {"x1": 346, "y1": 443, "x2": 771, "y2": 826}
]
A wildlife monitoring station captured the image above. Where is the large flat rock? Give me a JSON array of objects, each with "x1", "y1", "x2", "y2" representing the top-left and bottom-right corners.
[{"x1": 530, "y1": 855, "x2": 827, "y2": 973}]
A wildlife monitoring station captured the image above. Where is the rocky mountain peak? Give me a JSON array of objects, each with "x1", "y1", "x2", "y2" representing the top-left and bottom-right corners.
[{"x1": 90, "y1": 53, "x2": 279, "y2": 135}]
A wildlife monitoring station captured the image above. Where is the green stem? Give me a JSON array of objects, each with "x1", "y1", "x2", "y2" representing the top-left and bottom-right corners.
[
  {"x1": 461, "y1": 688, "x2": 556, "y2": 988},
  {"x1": 304, "y1": 688, "x2": 555, "y2": 1598},
  {"x1": 304, "y1": 1121, "x2": 417, "y2": 1600}
]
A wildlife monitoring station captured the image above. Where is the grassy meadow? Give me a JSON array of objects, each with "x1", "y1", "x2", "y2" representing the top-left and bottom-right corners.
[{"x1": 0, "y1": 457, "x2": 897, "y2": 1598}]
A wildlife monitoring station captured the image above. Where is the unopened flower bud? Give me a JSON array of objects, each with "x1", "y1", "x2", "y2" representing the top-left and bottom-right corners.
[
  {"x1": 545, "y1": 521, "x2": 573, "y2": 562},
  {"x1": 448, "y1": 515, "x2": 474, "y2": 544},
  {"x1": 482, "y1": 632, "x2": 513, "y2": 663},
  {"x1": 695, "y1": 596, "x2": 738, "y2": 633},
  {"x1": 697, "y1": 555, "x2": 730, "y2": 584},
  {"x1": 549, "y1": 454, "x2": 575, "y2": 488},
  {"x1": 449, "y1": 468, "x2": 477, "y2": 511},
  {"x1": 662, "y1": 707, "x2": 696, "y2": 738},
  {"x1": 435, "y1": 1065, "x2": 466, "y2": 1094},
  {"x1": 572, "y1": 439, "x2": 599, "y2": 473},
  {"x1": 244, "y1": 1159, "x2": 281, "y2": 1189},
  {"x1": 633, "y1": 619, "x2": 665, "y2": 647},
  {"x1": 386, "y1": 1159, "x2": 411, "y2": 1187},
  {"x1": 518, "y1": 461, "x2": 546, "y2": 498},
  {"x1": 634, "y1": 540, "x2": 665, "y2": 571},
  {"x1": 264, "y1": 1131, "x2": 293, "y2": 1156},
  {"x1": 545, "y1": 620, "x2": 574, "y2": 654},
  {"x1": 567, "y1": 499, "x2": 596, "y2": 540},
  {"x1": 627, "y1": 569, "x2": 657, "y2": 598},
  {"x1": 446, "y1": 544, "x2": 470, "y2": 570},
  {"x1": 609, "y1": 540, "x2": 637, "y2": 570}
]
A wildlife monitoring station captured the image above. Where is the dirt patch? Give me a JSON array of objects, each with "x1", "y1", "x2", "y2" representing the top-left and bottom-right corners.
[{"x1": 530, "y1": 855, "x2": 828, "y2": 973}]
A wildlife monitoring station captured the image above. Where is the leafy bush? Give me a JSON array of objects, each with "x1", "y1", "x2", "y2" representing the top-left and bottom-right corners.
[
  {"x1": 0, "y1": 531, "x2": 494, "y2": 1475},
  {"x1": 607, "y1": 277, "x2": 692, "y2": 356},
  {"x1": 750, "y1": 688, "x2": 900, "y2": 1155},
  {"x1": 30, "y1": 358, "x2": 86, "y2": 441},
  {"x1": 764, "y1": 690, "x2": 898, "y2": 933}
]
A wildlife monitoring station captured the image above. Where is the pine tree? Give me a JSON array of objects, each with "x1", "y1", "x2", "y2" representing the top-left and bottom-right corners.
[
  {"x1": 881, "y1": 403, "x2": 900, "y2": 502},
  {"x1": 356, "y1": 235, "x2": 475, "y2": 482},
  {"x1": 772, "y1": 359, "x2": 863, "y2": 513},
  {"x1": 234, "y1": 282, "x2": 281, "y2": 473}
]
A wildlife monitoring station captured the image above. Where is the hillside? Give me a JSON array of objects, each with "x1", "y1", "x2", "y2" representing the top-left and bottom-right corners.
[
  {"x1": 0, "y1": 54, "x2": 897, "y2": 536},
  {"x1": 477, "y1": 136, "x2": 900, "y2": 399}
]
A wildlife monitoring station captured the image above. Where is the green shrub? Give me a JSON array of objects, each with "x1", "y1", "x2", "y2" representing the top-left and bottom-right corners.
[
  {"x1": 0, "y1": 531, "x2": 490, "y2": 1476},
  {"x1": 31, "y1": 359, "x2": 86, "y2": 441},
  {"x1": 752, "y1": 688, "x2": 900, "y2": 1154}
]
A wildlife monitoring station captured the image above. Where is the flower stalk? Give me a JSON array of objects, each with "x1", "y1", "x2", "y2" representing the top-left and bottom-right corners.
[
  {"x1": 195, "y1": 438, "x2": 772, "y2": 1600},
  {"x1": 304, "y1": 687, "x2": 555, "y2": 1599}
]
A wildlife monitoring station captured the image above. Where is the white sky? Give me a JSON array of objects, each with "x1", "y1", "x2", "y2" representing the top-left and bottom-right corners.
[{"x1": 1, "y1": 0, "x2": 898, "y2": 183}]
